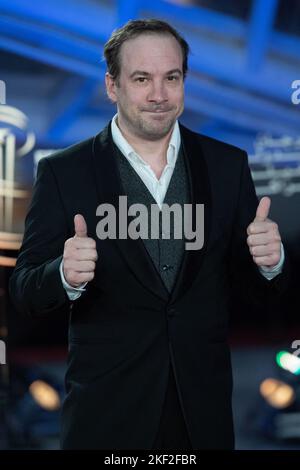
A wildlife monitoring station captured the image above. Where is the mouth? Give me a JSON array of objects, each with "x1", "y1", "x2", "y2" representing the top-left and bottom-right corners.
[
  {"x1": 145, "y1": 109, "x2": 172, "y2": 114},
  {"x1": 144, "y1": 108, "x2": 172, "y2": 114}
]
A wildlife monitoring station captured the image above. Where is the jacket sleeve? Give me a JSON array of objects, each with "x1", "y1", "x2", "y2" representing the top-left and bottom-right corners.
[
  {"x1": 9, "y1": 157, "x2": 71, "y2": 317},
  {"x1": 228, "y1": 151, "x2": 290, "y2": 304}
]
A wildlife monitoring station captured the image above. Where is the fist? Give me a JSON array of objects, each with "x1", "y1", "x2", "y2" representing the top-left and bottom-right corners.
[
  {"x1": 63, "y1": 214, "x2": 98, "y2": 287},
  {"x1": 247, "y1": 197, "x2": 281, "y2": 269}
]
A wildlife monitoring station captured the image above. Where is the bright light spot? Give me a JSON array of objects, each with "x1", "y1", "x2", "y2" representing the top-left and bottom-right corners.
[
  {"x1": 260, "y1": 378, "x2": 295, "y2": 409},
  {"x1": 260, "y1": 378, "x2": 278, "y2": 397},
  {"x1": 29, "y1": 380, "x2": 60, "y2": 411},
  {"x1": 276, "y1": 351, "x2": 300, "y2": 375}
]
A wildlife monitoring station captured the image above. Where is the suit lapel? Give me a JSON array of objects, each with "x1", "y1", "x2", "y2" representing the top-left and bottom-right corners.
[
  {"x1": 169, "y1": 124, "x2": 212, "y2": 303},
  {"x1": 91, "y1": 123, "x2": 169, "y2": 302},
  {"x1": 91, "y1": 122, "x2": 211, "y2": 304}
]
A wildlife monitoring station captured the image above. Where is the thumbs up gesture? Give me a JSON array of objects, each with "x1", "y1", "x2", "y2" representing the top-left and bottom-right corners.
[
  {"x1": 62, "y1": 214, "x2": 98, "y2": 287},
  {"x1": 246, "y1": 197, "x2": 281, "y2": 269}
]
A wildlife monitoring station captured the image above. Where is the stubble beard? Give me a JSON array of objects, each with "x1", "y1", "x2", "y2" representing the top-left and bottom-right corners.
[
  {"x1": 136, "y1": 112, "x2": 177, "y2": 140},
  {"x1": 120, "y1": 105, "x2": 182, "y2": 141}
]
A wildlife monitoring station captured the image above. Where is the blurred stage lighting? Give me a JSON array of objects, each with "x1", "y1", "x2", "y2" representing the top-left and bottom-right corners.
[
  {"x1": 29, "y1": 380, "x2": 60, "y2": 412},
  {"x1": 260, "y1": 378, "x2": 295, "y2": 409},
  {"x1": 255, "y1": 349, "x2": 300, "y2": 444},
  {"x1": 276, "y1": 351, "x2": 300, "y2": 375},
  {"x1": 4, "y1": 365, "x2": 64, "y2": 449}
]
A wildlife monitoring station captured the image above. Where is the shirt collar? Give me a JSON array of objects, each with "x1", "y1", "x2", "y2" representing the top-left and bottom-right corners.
[{"x1": 111, "y1": 113, "x2": 180, "y2": 168}]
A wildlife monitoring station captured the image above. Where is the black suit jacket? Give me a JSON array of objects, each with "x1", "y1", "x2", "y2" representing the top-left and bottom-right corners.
[{"x1": 9, "y1": 123, "x2": 288, "y2": 449}]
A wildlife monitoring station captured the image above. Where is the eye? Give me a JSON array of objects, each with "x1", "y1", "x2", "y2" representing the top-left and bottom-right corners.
[
  {"x1": 167, "y1": 75, "x2": 179, "y2": 81},
  {"x1": 135, "y1": 77, "x2": 148, "y2": 83}
]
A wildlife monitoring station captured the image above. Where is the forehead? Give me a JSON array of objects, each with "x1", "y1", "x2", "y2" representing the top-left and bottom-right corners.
[{"x1": 119, "y1": 33, "x2": 183, "y2": 73}]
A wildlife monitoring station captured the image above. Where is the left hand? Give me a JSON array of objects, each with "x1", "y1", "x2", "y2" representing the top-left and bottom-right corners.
[{"x1": 246, "y1": 196, "x2": 281, "y2": 269}]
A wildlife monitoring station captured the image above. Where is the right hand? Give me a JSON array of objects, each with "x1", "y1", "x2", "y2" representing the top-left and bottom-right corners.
[{"x1": 63, "y1": 214, "x2": 98, "y2": 287}]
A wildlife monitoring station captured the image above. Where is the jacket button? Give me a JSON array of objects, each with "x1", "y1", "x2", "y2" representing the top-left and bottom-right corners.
[{"x1": 167, "y1": 307, "x2": 177, "y2": 318}]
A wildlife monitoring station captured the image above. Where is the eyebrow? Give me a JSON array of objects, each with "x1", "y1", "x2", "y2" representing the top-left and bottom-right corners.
[{"x1": 129, "y1": 69, "x2": 183, "y2": 78}]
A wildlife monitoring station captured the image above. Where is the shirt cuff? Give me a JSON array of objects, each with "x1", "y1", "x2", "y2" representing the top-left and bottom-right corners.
[
  {"x1": 259, "y1": 242, "x2": 285, "y2": 281},
  {"x1": 59, "y1": 260, "x2": 87, "y2": 301}
]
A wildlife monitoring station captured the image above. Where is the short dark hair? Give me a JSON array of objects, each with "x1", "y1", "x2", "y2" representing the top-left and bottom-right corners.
[{"x1": 103, "y1": 19, "x2": 190, "y2": 82}]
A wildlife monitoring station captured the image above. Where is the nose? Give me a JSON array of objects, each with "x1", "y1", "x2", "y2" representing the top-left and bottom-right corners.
[{"x1": 147, "y1": 79, "x2": 168, "y2": 103}]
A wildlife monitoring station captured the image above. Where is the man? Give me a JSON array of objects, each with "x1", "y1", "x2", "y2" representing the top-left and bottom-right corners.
[{"x1": 9, "y1": 19, "x2": 288, "y2": 450}]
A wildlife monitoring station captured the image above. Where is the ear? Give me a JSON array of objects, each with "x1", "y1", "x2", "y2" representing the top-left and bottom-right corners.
[{"x1": 105, "y1": 72, "x2": 117, "y2": 103}]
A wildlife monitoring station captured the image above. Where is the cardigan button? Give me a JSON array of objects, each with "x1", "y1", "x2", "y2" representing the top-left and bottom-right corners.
[{"x1": 162, "y1": 264, "x2": 173, "y2": 271}]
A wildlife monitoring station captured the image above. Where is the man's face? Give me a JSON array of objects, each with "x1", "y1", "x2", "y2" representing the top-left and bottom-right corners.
[{"x1": 106, "y1": 33, "x2": 185, "y2": 140}]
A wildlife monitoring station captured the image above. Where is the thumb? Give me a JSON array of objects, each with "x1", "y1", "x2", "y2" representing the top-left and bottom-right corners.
[
  {"x1": 74, "y1": 214, "x2": 88, "y2": 238},
  {"x1": 255, "y1": 196, "x2": 271, "y2": 222}
]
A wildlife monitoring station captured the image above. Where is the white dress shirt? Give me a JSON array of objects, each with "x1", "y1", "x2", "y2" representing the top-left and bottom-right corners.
[
  {"x1": 60, "y1": 114, "x2": 284, "y2": 299},
  {"x1": 111, "y1": 114, "x2": 180, "y2": 209}
]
